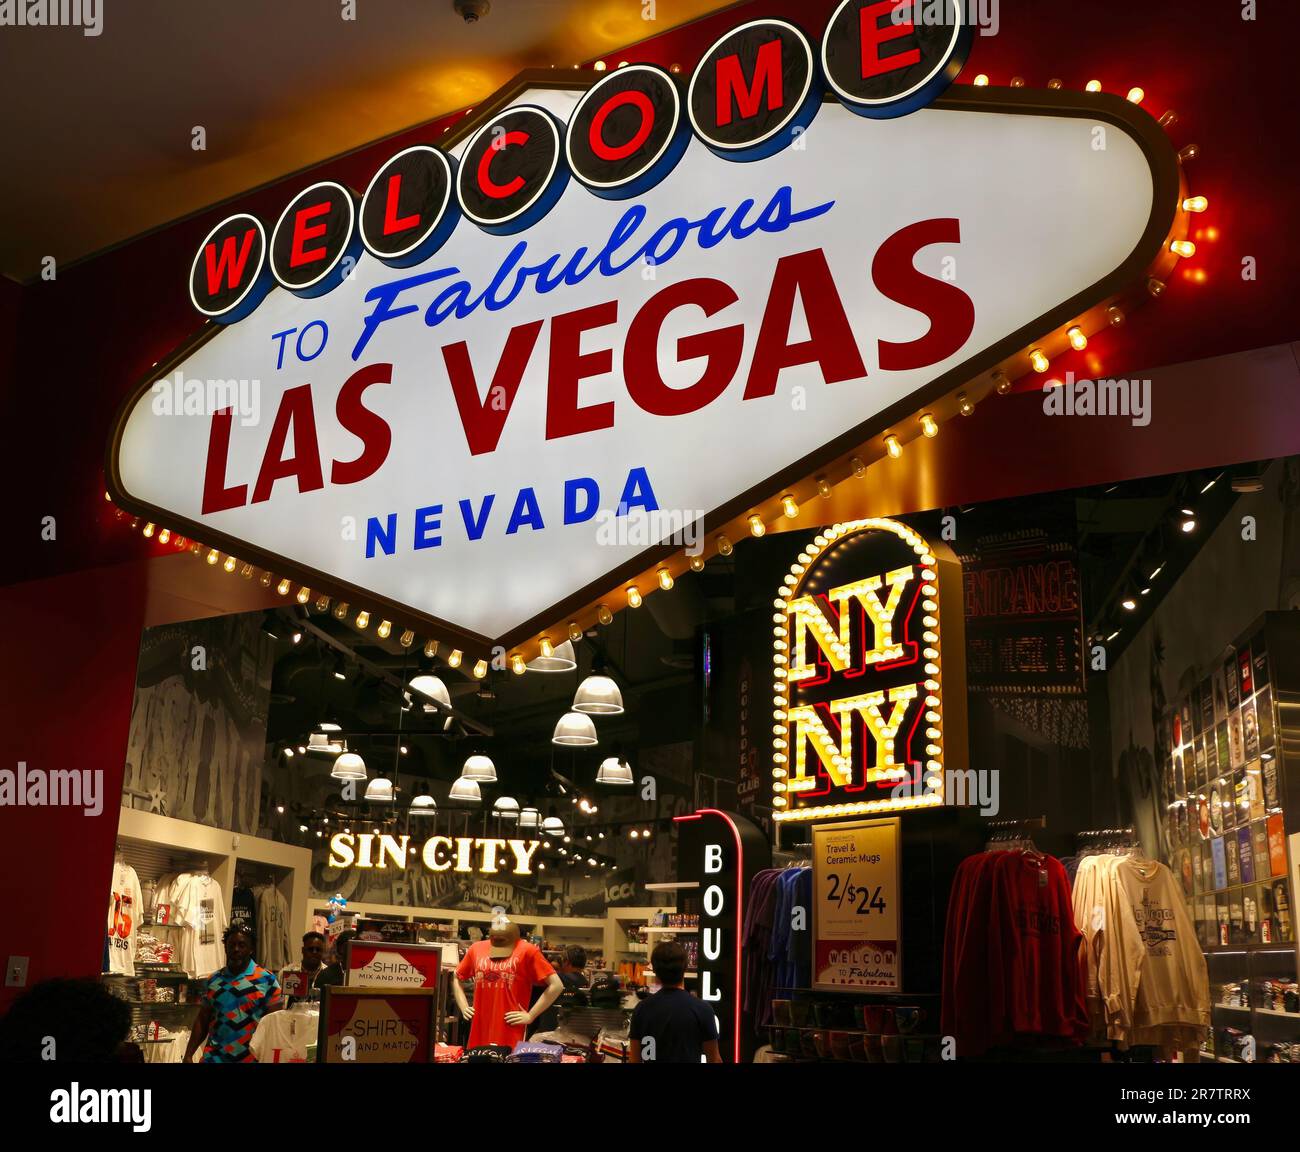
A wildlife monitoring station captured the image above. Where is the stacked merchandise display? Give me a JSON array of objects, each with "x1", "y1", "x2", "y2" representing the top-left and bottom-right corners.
[
  {"x1": 941, "y1": 836, "x2": 1089, "y2": 1057},
  {"x1": 1073, "y1": 849, "x2": 1210, "y2": 1051},
  {"x1": 1160, "y1": 614, "x2": 1299, "y2": 1062},
  {"x1": 743, "y1": 865, "x2": 812, "y2": 1031}
]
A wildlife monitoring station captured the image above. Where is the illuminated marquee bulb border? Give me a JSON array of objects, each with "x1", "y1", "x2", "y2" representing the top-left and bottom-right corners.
[{"x1": 771, "y1": 518, "x2": 945, "y2": 823}]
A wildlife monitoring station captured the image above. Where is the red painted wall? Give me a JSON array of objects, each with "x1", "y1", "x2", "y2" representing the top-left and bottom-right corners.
[{"x1": 0, "y1": 0, "x2": 1296, "y2": 998}]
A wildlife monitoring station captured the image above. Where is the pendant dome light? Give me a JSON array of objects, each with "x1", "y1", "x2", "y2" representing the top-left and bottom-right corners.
[
  {"x1": 407, "y1": 673, "x2": 451, "y2": 712},
  {"x1": 518, "y1": 807, "x2": 541, "y2": 830},
  {"x1": 410, "y1": 793, "x2": 437, "y2": 813},
  {"x1": 310, "y1": 732, "x2": 344, "y2": 754},
  {"x1": 364, "y1": 777, "x2": 394, "y2": 802},
  {"x1": 526, "y1": 639, "x2": 578, "y2": 673},
  {"x1": 596, "y1": 757, "x2": 635, "y2": 786},
  {"x1": 331, "y1": 750, "x2": 367, "y2": 781},
  {"x1": 461, "y1": 753, "x2": 497, "y2": 783},
  {"x1": 572, "y1": 674, "x2": 623, "y2": 715},
  {"x1": 542, "y1": 815, "x2": 565, "y2": 834},
  {"x1": 493, "y1": 796, "x2": 520, "y2": 820},
  {"x1": 553, "y1": 711, "x2": 598, "y2": 746},
  {"x1": 448, "y1": 776, "x2": 482, "y2": 804}
]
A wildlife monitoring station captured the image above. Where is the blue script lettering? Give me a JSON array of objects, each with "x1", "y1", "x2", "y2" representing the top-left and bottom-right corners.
[{"x1": 351, "y1": 186, "x2": 833, "y2": 359}]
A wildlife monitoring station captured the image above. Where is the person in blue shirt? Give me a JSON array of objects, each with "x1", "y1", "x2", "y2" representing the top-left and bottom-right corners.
[
  {"x1": 629, "y1": 942, "x2": 721, "y2": 1063},
  {"x1": 184, "y1": 924, "x2": 281, "y2": 1063}
]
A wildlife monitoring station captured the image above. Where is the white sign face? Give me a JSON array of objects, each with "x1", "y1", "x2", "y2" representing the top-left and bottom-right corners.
[{"x1": 112, "y1": 83, "x2": 1166, "y2": 649}]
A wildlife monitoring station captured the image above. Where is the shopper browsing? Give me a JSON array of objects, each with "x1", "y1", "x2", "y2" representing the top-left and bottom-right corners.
[
  {"x1": 629, "y1": 942, "x2": 721, "y2": 1063},
  {"x1": 184, "y1": 924, "x2": 281, "y2": 1063},
  {"x1": 278, "y1": 930, "x2": 341, "y2": 1004}
]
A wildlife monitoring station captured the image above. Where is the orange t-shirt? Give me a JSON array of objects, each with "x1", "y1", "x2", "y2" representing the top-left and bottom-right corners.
[{"x1": 457, "y1": 940, "x2": 556, "y2": 1050}]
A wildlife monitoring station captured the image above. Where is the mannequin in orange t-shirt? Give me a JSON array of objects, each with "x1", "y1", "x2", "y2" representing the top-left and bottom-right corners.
[{"x1": 453, "y1": 913, "x2": 563, "y2": 1050}]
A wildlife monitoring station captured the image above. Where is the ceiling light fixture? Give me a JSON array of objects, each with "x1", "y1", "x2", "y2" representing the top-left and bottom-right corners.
[
  {"x1": 596, "y1": 757, "x2": 634, "y2": 785},
  {"x1": 408, "y1": 673, "x2": 451, "y2": 711},
  {"x1": 448, "y1": 776, "x2": 482, "y2": 804},
  {"x1": 572, "y1": 675, "x2": 624, "y2": 715},
  {"x1": 553, "y1": 711, "x2": 598, "y2": 746},
  {"x1": 461, "y1": 753, "x2": 497, "y2": 783},
  {"x1": 331, "y1": 751, "x2": 367, "y2": 781},
  {"x1": 364, "y1": 777, "x2": 394, "y2": 802},
  {"x1": 526, "y1": 638, "x2": 578, "y2": 673}
]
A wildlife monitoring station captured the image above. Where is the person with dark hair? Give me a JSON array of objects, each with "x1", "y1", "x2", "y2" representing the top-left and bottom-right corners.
[
  {"x1": 184, "y1": 923, "x2": 281, "y2": 1063},
  {"x1": 528, "y1": 943, "x2": 589, "y2": 1037},
  {"x1": 0, "y1": 978, "x2": 135, "y2": 1062},
  {"x1": 278, "y1": 930, "x2": 337, "y2": 1003},
  {"x1": 315, "y1": 929, "x2": 354, "y2": 990},
  {"x1": 629, "y1": 942, "x2": 720, "y2": 1063}
]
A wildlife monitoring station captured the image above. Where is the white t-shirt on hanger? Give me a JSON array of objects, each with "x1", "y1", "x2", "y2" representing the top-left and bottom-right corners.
[
  {"x1": 249, "y1": 1009, "x2": 313, "y2": 1063},
  {"x1": 106, "y1": 862, "x2": 143, "y2": 975}
]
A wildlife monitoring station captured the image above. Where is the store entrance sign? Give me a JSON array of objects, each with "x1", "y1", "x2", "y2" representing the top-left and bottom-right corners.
[
  {"x1": 773, "y1": 518, "x2": 967, "y2": 823},
  {"x1": 327, "y1": 832, "x2": 539, "y2": 875},
  {"x1": 109, "y1": 13, "x2": 1177, "y2": 659}
]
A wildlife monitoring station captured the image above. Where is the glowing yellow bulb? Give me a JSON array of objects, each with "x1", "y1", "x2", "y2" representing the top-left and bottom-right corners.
[
  {"x1": 593, "y1": 60, "x2": 607, "y2": 71},
  {"x1": 957, "y1": 392, "x2": 974, "y2": 416},
  {"x1": 716, "y1": 534, "x2": 733, "y2": 557},
  {"x1": 377, "y1": 620, "x2": 391, "y2": 639},
  {"x1": 884, "y1": 434, "x2": 902, "y2": 459},
  {"x1": 1126, "y1": 86, "x2": 1144, "y2": 104},
  {"x1": 919, "y1": 413, "x2": 938, "y2": 438},
  {"x1": 689, "y1": 554, "x2": 705, "y2": 573},
  {"x1": 400, "y1": 630, "x2": 415, "y2": 648},
  {"x1": 473, "y1": 659, "x2": 488, "y2": 679},
  {"x1": 511, "y1": 655, "x2": 526, "y2": 675},
  {"x1": 781, "y1": 494, "x2": 799, "y2": 518},
  {"x1": 539, "y1": 638, "x2": 554, "y2": 659},
  {"x1": 627, "y1": 586, "x2": 642, "y2": 608},
  {"x1": 1068, "y1": 326, "x2": 1088, "y2": 351},
  {"x1": 223, "y1": 555, "x2": 237, "y2": 573},
  {"x1": 355, "y1": 610, "x2": 369, "y2": 629},
  {"x1": 1030, "y1": 348, "x2": 1050, "y2": 373},
  {"x1": 1182, "y1": 196, "x2": 1208, "y2": 213},
  {"x1": 597, "y1": 605, "x2": 614, "y2": 625},
  {"x1": 424, "y1": 640, "x2": 438, "y2": 658},
  {"x1": 568, "y1": 622, "x2": 583, "y2": 642},
  {"x1": 1010, "y1": 76, "x2": 1025, "y2": 88},
  {"x1": 973, "y1": 73, "x2": 988, "y2": 86},
  {"x1": 1085, "y1": 79, "x2": 1102, "y2": 92},
  {"x1": 657, "y1": 568, "x2": 674, "y2": 591},
  {"x1": 1170, "y1": 239, "x2": 1196, "y2": 258},
  {"x1": 447, "y1": 649, "x2": 463, "y2": 668},
  {"x1": 748, "y1": 515, "x2": 766, "y2": 537}
]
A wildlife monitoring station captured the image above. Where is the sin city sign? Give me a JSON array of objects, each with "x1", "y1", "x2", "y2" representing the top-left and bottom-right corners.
[
  {"x1": 108, "y1": 3, "x2": 1173, "y2": 655},
  {"x1": 773, "y1": 518, "x2": 967, "y2": 823},
  {"x1": 328, "y1": 832, "x2": 540, "y2": 875}
]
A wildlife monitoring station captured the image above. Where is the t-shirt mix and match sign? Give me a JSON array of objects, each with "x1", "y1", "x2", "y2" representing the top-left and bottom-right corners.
[{"x1": 107, "y1": 5, "x2": 1175, "y2": 660}]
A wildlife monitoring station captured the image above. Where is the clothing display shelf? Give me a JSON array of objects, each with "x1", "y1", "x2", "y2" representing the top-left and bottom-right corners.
[{"x1": 1204, "y1": 948, "x2": 1300, "y2": 1063}]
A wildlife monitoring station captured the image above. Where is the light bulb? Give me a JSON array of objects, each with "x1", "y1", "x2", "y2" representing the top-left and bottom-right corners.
[
  {"x1": 748, "y1": 515, "x2": 766, "y2": 537},
  {"x1": 657, "y1": 568, "x2": 674, "y2": 591},
  {"x1": 715, "y1": 534, "x2": 733, "y2": 556},
  {"x1": 223, "y1": 555, "x2": 237, "y2": 573},
  {"x1": 1147, "y1": 277, "x2": 1166, "y2": 297},
  {"x1": 356, "y1": 610, "x2": 369, "y2": 629},
  {"x1": 1182, "y1": 196, "x2": 1207, "y2": 213},
  {"x1": 993, "y1": 370, "x2": 1011, "y2": 395},
  {"x1": 1085, "y1": 79, "x2": 1102, "y2": 92},
  {"x1": 1108, "y1": 306, "x2": 1125, "y2": 326},
  {"x1": 957, "y1": 392, "x2": 974, "y2": 416},
  {"x1": 920, "y1": 413, "x2": 938, "y2": 438},
  {"x1": 1126, "y1": 86, "x2": 1144, "y2": 104},
  {"x1": 473, "y1": 659, "x2": 488, "y2": 679},
  {"x1": 1047, "y1": 78, "x2": 1062, "y2": 89},
  {"x1": 689, "y1": 554, "x2": 705, "y2": 572},
  {"x1": 539, "y1": 638, "x2": 554, "y2": 659},
  {"x1": 447, "y1": 649, "x2": 462, "y2": 668},
  {"x1": 315, "y1": 595, "x2": 330, "y2": 611},
  {"x1": 511, "y1": 654, "x2": 526, "y2": 675},
  {"x1": 781, "y1": 494, "x2": 799, "y2": 518},
  {"x1": 1178, "y1": 143, "x2": 1200, "y2": 163},
  {"x1": 1029, "y1": 349, "x2": 1050, "y2": 373},
  {"x1": 334, "y1": 601, "x2": 348, "y2": 619},
  {"x1": 142, "y1": 522, "x2": 155, "y2": 538},
  {"x1": 973, "y1": 73, "x2": 988, "y2": 86},
  {"x1": 884, "y1": 434, "x2": 902, "y2": 459},
  {"x1": 1170, "y1": 239, "x2": 1195, "y2": 258},
  {"x1": 399, "y1": 630, "x2": 415, "y2": 648},
  {"x1": 627, "y1": 586, "x2": 642, "y2": 608},
  {"x1": 1068, "y1": 326, "x2": 1087, "y2": 351},
  {"x1": 597, "y1": 605, "x2": 614, "y2": 625},
  {"x1": 209, "y1": 550, "x2": 223, "y2": 567},
  {"x1": 377, "y1": 620, "x2": 391, "y2": 639},
  {"x1": 851, "y1": 457, "x2": 866, "y2": 477}
]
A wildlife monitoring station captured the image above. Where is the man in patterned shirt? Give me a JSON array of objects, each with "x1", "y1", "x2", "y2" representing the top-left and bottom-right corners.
[{"x1": 184, "y1": 924, "x2": 281, "y2": 1063}]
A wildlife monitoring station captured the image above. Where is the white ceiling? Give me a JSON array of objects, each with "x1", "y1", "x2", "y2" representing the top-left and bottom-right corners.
[{"x1": 0, "y1": 0, "x2": 729, "y2": 280}]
